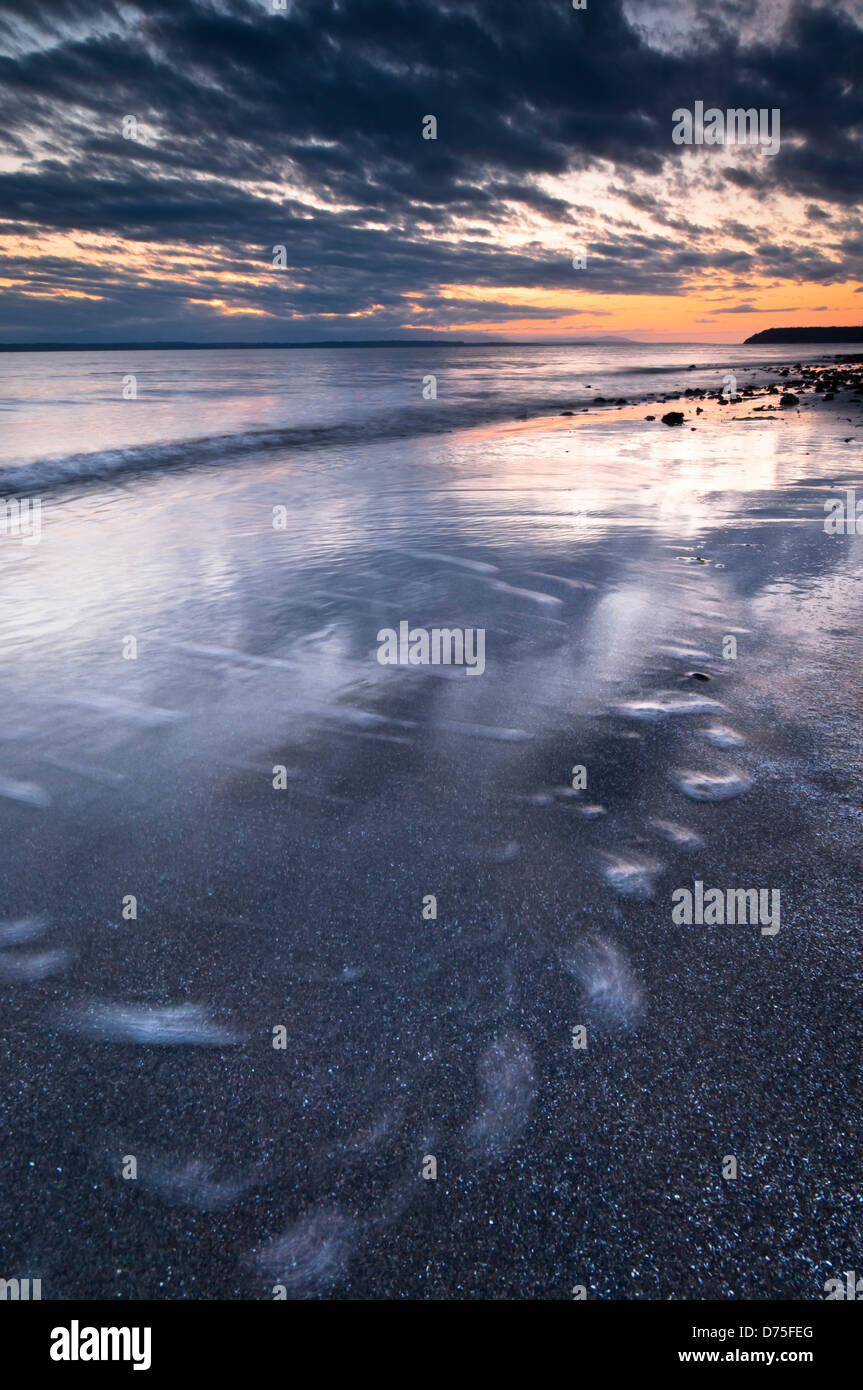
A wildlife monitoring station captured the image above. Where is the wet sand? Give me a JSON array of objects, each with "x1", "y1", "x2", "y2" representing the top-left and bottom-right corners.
[{"x1": 0, "y1": 356, "x2": 861, "y2": 1298}]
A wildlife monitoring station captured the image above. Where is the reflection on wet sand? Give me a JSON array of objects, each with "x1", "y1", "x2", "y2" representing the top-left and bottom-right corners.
[{"x1": 0, "y1": 369, "x2": 861, "y2": 1298}]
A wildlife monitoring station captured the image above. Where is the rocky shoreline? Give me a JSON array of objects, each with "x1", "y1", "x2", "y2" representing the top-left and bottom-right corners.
[{"x1": 653, "y1": 352, "x2": 863, "y2": 422}]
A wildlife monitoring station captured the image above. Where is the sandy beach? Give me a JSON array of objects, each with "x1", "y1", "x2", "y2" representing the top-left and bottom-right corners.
[{"x1": 0, "y1": 344, "x2": 861, "y2": 1298}]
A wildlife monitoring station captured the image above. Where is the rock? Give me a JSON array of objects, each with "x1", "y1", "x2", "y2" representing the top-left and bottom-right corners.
[
  {"x1": 780, "y1": 393, "x2": 799, "y2": 406},
  {"x1": 645, "y1": 415, "x2": 656, "y2": 421},
  {"x1": 661, "y1": 411, "x2": 685, "y2": 426}
]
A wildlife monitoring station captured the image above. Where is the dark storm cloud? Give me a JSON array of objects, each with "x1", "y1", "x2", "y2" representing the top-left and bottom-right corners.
[{"x1": 0, "y1": 0, "x2": 859, "y2": 338}]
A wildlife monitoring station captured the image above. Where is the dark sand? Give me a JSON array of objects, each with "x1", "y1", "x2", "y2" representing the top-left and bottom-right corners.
[{"x1": 0, "y1": 355, "x2": 861, "y2": 1298}]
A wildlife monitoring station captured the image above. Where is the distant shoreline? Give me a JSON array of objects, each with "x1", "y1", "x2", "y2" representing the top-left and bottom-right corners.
[{"x1": 744, "y1": 326, "x2": 863, "y2": 345}]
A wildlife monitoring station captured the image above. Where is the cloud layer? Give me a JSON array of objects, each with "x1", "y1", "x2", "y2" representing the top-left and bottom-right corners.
[{"x1": 0, "y1": 0, "x2": 860, "y2": 341}]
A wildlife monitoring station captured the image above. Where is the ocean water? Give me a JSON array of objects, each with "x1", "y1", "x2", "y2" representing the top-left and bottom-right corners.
[
  {"x1": 0, "y1": 344, "x2": 861, "y2": 1299},
  {"x1": 0, "y1": 340, "x2": 846, "y2": 487}
]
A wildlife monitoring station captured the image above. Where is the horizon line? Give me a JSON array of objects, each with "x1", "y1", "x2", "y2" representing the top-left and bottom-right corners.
[{"x1": 0, "y1": 337, "x2": 743, "y2": 352}]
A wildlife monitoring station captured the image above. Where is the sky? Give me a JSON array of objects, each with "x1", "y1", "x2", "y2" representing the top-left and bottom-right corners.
[{"x1": 0, "y1": 0, "x2": 861, "y2": 344}]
